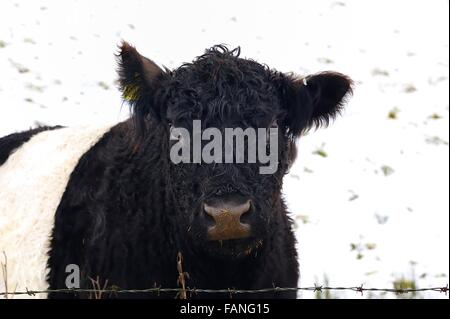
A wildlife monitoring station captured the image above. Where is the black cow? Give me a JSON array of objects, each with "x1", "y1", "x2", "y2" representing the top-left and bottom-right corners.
[{"x1": 0, "y1": 43, "x2": 352, "y2": 299}]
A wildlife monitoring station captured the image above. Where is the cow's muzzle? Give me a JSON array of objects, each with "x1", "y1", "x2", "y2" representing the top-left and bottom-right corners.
[{"x1": 204, "y1": 199, "x2": 251, "y2": 241}]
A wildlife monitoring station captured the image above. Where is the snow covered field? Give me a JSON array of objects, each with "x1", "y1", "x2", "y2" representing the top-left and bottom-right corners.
[{"x1": 0, "y1": 0, "x2": 448, "y2": 298}]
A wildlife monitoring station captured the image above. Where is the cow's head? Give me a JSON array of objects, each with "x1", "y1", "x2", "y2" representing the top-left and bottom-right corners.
[{"x1": 118, "y1": 42, "x2": 353, "y2": 258}]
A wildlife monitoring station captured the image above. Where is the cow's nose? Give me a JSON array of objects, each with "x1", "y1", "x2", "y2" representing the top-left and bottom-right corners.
[{"x1": 204, "y1": 199, "x2": 251, "y2": 241}]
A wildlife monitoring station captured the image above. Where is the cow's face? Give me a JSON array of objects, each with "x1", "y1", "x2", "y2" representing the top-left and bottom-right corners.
[{"x1": 118, "y1": 42, "x2": 352, "y2": 258}]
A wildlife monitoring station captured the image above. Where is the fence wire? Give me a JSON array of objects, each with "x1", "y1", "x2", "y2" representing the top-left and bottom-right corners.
[
  {"x1": 1, "y1": 252, "x2": 448, "y2": 298},
  {"x1": 1, "y1": 284, "x2": 448, "y2": 298}
]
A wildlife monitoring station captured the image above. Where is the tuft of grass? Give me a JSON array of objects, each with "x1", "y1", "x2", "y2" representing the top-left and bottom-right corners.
[
  {"x1": 331, "y1": 1, "x2": 346, "y2": 7},
  {"x1": 23, "y1": 37, "x2": 36, "y2": 44},
  {"x1": 381, "y1": 165, "x2": 395, "y2": 176},
  {"x1": 98, "y1": 81, "x2": 110, "y2": 90},
  {"x1": 296, "y1": 215, "x2": 310, "y2": 225},
  {"x1": 348, "y1": 191, "x2": 359, "y2": 201},
  {"x1": 25, "y1": 83, "x2": 45, "y2": 92},
  {"x1": 388, "y1": 107, "x2": 400, "y2": 119},
  {"x1": 371, "y1": 68, "x2": 390, "y2": 76},
  {"x1": 429, "y1": 113, "x2": 442, "y2": 120},
  {"x1": 317, "y1": 57, "x2": 334, "y2": 64},
  {"x1": 9, "y1": 59, "x2": 30, "y2": 73},
  {"x1": 314, "y1": 275, "x2": 335, "y2": 299},
  {"x1": 313, "y1": 148, "x2": 328, "y2": 158},
  {"x1": 425, "y1": 136, "x2": 449, "y2": 146},
  {"x1": 404, "y1": 84, "x2": 417, "y2": 93},
  {"x1": 375, "y1": 214, "x2": 389, "y2": 224},
  {"x1": 393, "y1": 278, "x2": 417, "y2": 299},
  {"x1": 350, "y1": 239, "x2": 377, "y2": 260}
]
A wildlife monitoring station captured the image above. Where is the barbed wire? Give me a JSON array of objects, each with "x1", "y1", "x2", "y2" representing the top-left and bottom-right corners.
[
  {"x1": 1, "y1": 251, "x2": 448, "y2": 298},
  {"x1": 1, "y1": 284, "x2": 448, "y2": 298}
]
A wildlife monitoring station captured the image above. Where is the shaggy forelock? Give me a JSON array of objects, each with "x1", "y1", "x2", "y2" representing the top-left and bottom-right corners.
[{"x1": 160, "y1": 45, "x2": 285, "y2": 127}]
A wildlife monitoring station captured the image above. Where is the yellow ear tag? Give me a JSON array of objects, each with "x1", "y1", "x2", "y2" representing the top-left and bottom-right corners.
[{"x1": 123, "y1": 85, "x2": 140, "y2": 101}]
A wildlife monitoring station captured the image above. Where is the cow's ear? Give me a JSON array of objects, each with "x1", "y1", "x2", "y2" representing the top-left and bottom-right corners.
[
  {"x1": 117, "y1": 41, "x2": 166, "y2": 134},
  {"x1": 279, "y1": 72, "x2": 353, "y2": 138}
]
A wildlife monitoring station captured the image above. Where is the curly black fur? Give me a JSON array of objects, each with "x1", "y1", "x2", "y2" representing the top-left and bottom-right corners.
[{"x1": 46, "y1": 43, "x2": 353, "y2": 299}]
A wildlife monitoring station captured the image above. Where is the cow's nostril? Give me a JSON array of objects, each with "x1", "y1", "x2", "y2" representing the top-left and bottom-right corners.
[
  {"x1": 240, "y1": 203, "x2": 252, "y2": 224},
  {"x1": 203, "y1": 208, "x2": 216, "y2": 227},
  {"x1": 203, "y1": 200, "x2": 251, "y2": 241}
]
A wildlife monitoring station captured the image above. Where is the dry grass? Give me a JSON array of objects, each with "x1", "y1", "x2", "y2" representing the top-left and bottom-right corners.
[{"x1": 1, "y1": 251, "x2": 17, "y2": 299}]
